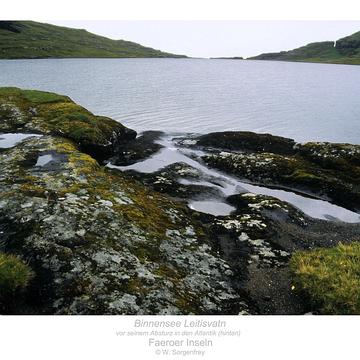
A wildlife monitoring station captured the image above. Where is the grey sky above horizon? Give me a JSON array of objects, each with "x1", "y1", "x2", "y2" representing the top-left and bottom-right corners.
[{"x1": 48, "y1": 21, "x2": 360, "y2": 58}]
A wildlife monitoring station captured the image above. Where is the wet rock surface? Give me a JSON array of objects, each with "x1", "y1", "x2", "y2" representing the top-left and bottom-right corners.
[
  {"x1": 125, "y1": 162, "x2": 225, "y2": 202},
  {"x1": 109, "y1": 131, "x2": 164, "y2": 166},
  {"x1": 0, "y1": 136, "x2": 249, "y2": 314},
  {"x1": 193, "y1": 191, "x2": 360, "y2": 314},
  {"x1": 117, "y1": 132, "x2": 360, "y2": 314},
  {"x1": 228, "y1": 193, "x2": 360, "y2": 312},
  {"x1": 1, "y1": 89, "x2": 360, "y2": 315},
  {"x1": 177, "y1": 131, "x2": 360, "y2": 212}
]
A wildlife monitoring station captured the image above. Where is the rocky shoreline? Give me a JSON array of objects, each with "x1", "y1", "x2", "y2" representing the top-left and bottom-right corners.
[{"x1": 1, "y1": 87, "x2": 359, "y2": 315}]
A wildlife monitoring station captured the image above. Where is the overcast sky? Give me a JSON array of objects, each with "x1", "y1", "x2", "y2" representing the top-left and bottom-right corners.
[{"x1": 48, "y1": 21, "x2": 360, "y2": 58}]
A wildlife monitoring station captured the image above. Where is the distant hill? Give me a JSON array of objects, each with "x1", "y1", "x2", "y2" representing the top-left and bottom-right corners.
[
  {"x1": 248, "y1": 31, "x2": 360, "y2": 65},
  {"x1": 0, "y1": 21, "x2": 186, "y2": 59}
]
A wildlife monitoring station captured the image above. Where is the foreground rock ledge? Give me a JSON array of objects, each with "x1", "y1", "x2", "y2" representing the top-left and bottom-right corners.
[
  {"x1": 0, "y1": 88, "x2": 248, "y2": 314},
  {"x1": 1, "y1": 88, "x2": 360, "y2": 315},
  {"x1": 0, "y1": 135, "x2": 246, "y2": 314}
]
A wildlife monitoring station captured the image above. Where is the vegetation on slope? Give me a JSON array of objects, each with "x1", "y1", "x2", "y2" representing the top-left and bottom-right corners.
[
  {"x1": 249, "y1": 31, "x2": 360, "y2": 65},
  {"x1": 0, "y1": 21, "x2": 186, "y2": 59},
  {"x1": 0, "y1": 87, "x2": 136, "y2": 158},
  {"x1": 291, "y1": 243, "x2": 360, "y2": 314},
  {"x1": 0, "y1": 252, "x2": 34, "y2": 305}
]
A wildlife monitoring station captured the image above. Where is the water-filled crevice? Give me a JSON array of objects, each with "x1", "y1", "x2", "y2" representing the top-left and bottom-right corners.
[{"x1": 107, "y1": 133, "x2": 360, "y2": 223}]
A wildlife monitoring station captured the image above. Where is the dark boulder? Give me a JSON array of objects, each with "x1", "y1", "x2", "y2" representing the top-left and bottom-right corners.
[{"x1": 195, "y1": 131, "x2": 296, "y2": 155}]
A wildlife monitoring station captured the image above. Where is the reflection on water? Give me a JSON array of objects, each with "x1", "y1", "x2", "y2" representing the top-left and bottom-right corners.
[{"x1": 108, "y1": 135, "x2": 360, "y2": 223}]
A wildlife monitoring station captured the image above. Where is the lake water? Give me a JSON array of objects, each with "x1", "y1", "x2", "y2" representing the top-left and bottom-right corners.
[
  {"x1": 1, "y1": 58, "x2": 359, "y2": 221},
  {"x1": 0, "y1": 58, "x2": 359, "y2": 143}
]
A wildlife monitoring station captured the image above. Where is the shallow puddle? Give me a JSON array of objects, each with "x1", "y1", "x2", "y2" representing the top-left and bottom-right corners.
[
  {"x1": 35, "y1": 154, "x2": 54, "y2": 167},
  {"x1": 108, "y1": 134, "x2": 360, "y2": 223},
  {"x1": 0, "y1": 133, "x2": 41, "y2": 148},
  {"x1": 189, "y1": 200, "x2": 236, "y2": 216}
]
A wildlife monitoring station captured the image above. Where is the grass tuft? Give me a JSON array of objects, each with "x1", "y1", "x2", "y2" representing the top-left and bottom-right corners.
[
  {"x1": 0, "y1": 252, "x2": 34, "y2": 302},
  {"x1": 290, "y1": 242, "x2": 360, "y2": 314}
]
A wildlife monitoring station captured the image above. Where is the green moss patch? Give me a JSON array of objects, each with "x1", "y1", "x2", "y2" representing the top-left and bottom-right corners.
[
  {"x1": 22, "y1": 89, "x2": 67, "y2": 104},
  {"x1": 0, "y1": 87, "x2": 136, "y2": 157},
  {"x1": 291, "y1": 242, "x2": 360, "y2": 314},
  {"x1": 287, "y1": 169, "x2": 324, "y2": 184}
]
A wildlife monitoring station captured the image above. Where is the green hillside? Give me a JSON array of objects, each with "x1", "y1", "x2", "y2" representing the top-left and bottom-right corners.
[
  {"x1": 0, "y1": 21, "x2": 186, "y2": 59},
  {"x1": 249, "y1": 31, "x2": 360, "y2": 65}
]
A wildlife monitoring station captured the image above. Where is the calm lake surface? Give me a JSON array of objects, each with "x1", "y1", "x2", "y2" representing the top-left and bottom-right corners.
[{"x1": 0, "y1": 58, "x2": 359, "y2": 143}]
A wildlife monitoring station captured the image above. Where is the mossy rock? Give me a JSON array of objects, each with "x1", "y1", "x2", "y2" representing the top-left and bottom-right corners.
[
  {"x1": 203, "y1": 147, "x2": 360, "y2": 212},
  {"x1": 298, "y1": 142, "x2": 360, "y2": 170},
  {"x1": 0, "y1": 87, "x2": 136, "y2": 160},
  {"x1": 0, "y1": 135, "x2": 246, "y2": 314}
]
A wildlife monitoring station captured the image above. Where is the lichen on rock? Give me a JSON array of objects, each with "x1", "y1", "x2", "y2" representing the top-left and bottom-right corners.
[
  {"x1": 2, "y1": 89, "x2": 360, "y2": 316},
  {"x1": 0, "y1": 135, "x2": 247, "y2": 314}
]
